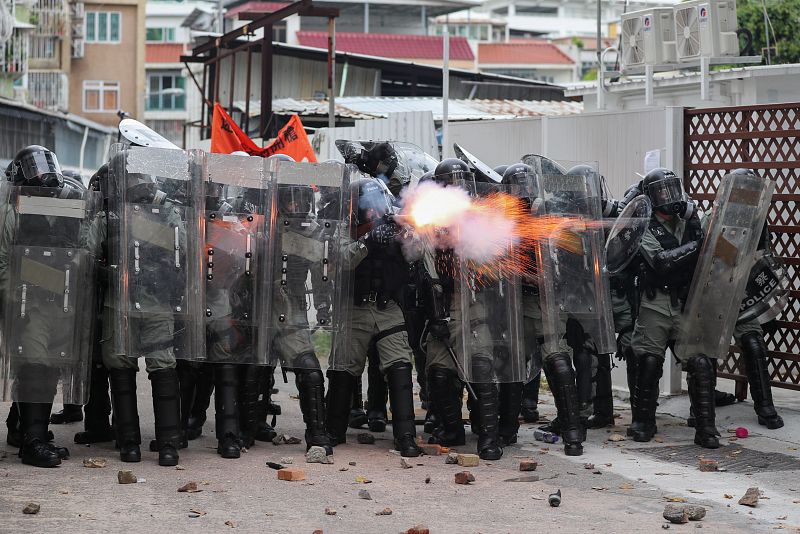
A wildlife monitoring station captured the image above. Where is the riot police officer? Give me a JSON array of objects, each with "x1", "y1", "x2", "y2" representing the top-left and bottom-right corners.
[{"x1": 326, "y1": 177, "x2": 422, "y2": 457}]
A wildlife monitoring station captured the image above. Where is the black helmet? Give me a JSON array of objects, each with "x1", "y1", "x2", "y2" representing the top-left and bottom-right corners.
[
  {"x1": 364, "y1": 142, "x2": 398, "y2": 179},
  {"x1": 351, "y1": 177, "x2": 394, "y2": 228},
  {"x1": 433, "y1": 158, "x2": 473, "y2": 187},
  {"x1": 642, "y1": 167, "x2": 685, "y2": 215},
  {"x1": 278, "y1": 184, "x2": 314, "y2": 217},
  {"x1": 493, "y1": 164, "x2": 509, "y2": 176},
  {"x1": 502, "y1": 163, "x2": 538, "y2": 202},
  {"x1": 6, "y1": 145, "x2": 63, "y2": 188},
  {"x1": 59, "y1": 170, "x2": 87, "y2": 199},
  {"x1": 419, "y1": 170, "x2": 434, "y2": 184}
]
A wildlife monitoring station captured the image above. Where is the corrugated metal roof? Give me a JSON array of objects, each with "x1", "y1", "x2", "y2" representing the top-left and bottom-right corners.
[
  {"x1": 297, "y1": 31, "x2": 475, "y2": 61},
  {"x1": 235, "y1": 97, "x2": 582, "y2": 121}
]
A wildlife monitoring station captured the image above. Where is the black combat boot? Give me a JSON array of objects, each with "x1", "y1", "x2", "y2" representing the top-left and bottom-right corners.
[
  {"x1": 348, "y1": 375, "x2": 369, "y2": 429},
  {"x1": 50, "y1": 404, "x2": 83, "y2": 425},
  {"x1": 543, "y1": 353, "x2": 584, "y2": 456},
  {"x1": 19, "y1": 402, "x2": 62, "y2": 468},
  {"x1": 6, "y1": 402, "x2": 21, "y2": 448},
  {"x1": 150, "y1": 368, "x2": 182, "y2": 466},
  {"x1": 214, "y1": 365, "x2": 242, "y2": 459},
  {"x1": 625, "y1": 348, "x2": 640, "y2": 437},
  {"x1": 740, "y1": 333, "x2": 784, "y2": 429},
  {"x1": 414, "y1": 350, "x2": 428, "y2": 409},
  {"x1": 295, "y1": 357, "x2": 333, "y2": 455},
  {"x1": 237, "y1": 365, "x2": 261, "y2": 449},
  {"x1": 75, "y1": 362, "x2": 114, "y2": 444},
  {"x1": 498, "y1": 382, "x2": 523, "y2": 446},
  {"x1": 326, "y1": 370, "x2": 357, "y2": 445},
  {"x1": 109, "y1": 368, "x2": 142, "y2": 462},
  {"x1": 385, "y1": 362, "x2": 422, "y2": 457},
  {"x1": 177, "y1": 361, "x2": 198, "y2": 443},
  {"x1": 186, "y1": 364, "x2": 214, "y2": 440},
  {"x1": 573, "y1": 345, "x2": 594, "y2": 426},
  {"x1": 427, "y1": 367, "x2": 466, "y2": 446},
  {"x1": 630, "y1": 353, "x2": 662, "y2": 443},
  {"x1": 255, "y1": 366, "x2": 278, "y2": 442},
  {"x1": 587, "y1": 353, "x2": 615, "y2": 429},
  {"x1": 366, "y1": 356, "x2": 388, "y2": 432},
  {"x1": 686, "y1": 355, "x2": 721, "y2": 449},
  {"x1": 472, "y1": 379, "x2": 503, "y2": 460},
  {"x1": 520, "y1": 375, "x2": 540, "y2": 423}
]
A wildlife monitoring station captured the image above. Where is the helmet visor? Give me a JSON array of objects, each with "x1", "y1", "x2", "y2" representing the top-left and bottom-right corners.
[
  {"x1": 647, "y1": 176, "x2": 684, "y2": 210},
  {"x1": 18, "y1": 151, "x2": 62, "y2": 186},
  {"x1": 279, "y1": 186, "x2": 314, "y2": 216},
  {"x1": 436, "y1": 169, "x2": 474, "y2": 187}
]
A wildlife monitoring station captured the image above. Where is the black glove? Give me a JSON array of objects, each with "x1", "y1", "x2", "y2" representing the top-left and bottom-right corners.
[
  {"x1": 685, "y1": 211, "x2": 704, "y2": 244},
  {"x1": 428, "y1": 318, "x2": 451, "y2": 343},
  {"x1": 365, "y1": 222, "x2": 400, "y2": 247}
]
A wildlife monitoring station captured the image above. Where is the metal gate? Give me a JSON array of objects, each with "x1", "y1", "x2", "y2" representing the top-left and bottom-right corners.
[{"x1": 684, "y1": 102, "x2": 800, "y2": 396}]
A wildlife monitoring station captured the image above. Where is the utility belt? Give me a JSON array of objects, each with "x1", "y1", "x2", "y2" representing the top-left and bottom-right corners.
[
  {"x1": 641, "y1": 272, "x2": 689, "y2": 309},
  {"x1": 610, "y1": 276, "x2": 626, "y2": 294},
  {"x1": 521, "y1": 284, "x2": 539, "y2": 297},
  {"x1": 355, "y1": 291, "x2": 392, "y2": 310}
]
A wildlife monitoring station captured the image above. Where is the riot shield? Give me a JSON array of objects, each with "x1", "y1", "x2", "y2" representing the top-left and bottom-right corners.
[
  {"x1": 522, "y1": 154, "x2": 568, "y2": 176},
  {"x1": 456, "y1": 180, "x2": 527, "y2": 383},
  {"x1": 336, "y1": 139, "x2": 438, "y2": 192},
  {"x1": 454, "y1": 143, "x2": 504, "y2": 183},
  {"x1": 605, "y1": 195, "x2": 652, "y2": 274},
  {"x1": 265, "y1": 160, "x2": 353, "y2": 370},
  {"x1": 535, "y1": 166, "x2": 616, "y2": 358},
  {"x1": 107, "y1": 144, "x2": 204, "y2": 361},
  {"x1": 203, "y1": 152, "x2": 271, "y2": 364},
  {"x1": 675, "y1": 173, "x2": 775, "y2": 361},
  {"x1": 738, "y1": 247, "x2": 789, "y2": 325},
  {"x1": 0, "y1": 185, "x2": 102, "y2": 404}
]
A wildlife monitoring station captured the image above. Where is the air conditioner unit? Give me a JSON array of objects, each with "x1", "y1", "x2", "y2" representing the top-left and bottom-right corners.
[
  {"x1": 71, "y1": 38, "x2": 84, "y2": 59},
  {"x1": 621, "y1": 8, "x2": 677, "y2": 69},
  {"x1": 675, "y1": 0, "x2": 739, "y2": 62}
]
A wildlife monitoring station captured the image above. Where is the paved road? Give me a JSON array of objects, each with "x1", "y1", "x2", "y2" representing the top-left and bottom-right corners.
[{"x1": 0, "y1": 371, "x2": 796, "y2": 533}]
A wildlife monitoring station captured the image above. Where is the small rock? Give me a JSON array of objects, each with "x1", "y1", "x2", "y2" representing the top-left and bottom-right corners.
[
  {"x1": 375, "y1": 507, "x2": 392, "y2": 516},
  {"x1": 178, "y1": 482, "x2": 201, "y2": 493},
  {"x1": 739, "y1": 487, "x2": 760, "y2": 507},
  {"x1": 698, "y1": 459, "x2": 718, "y2": 472},
  {"x1": 455, "y1": 471, "x2": 475, "y2": 485},
  {"x1": 663, "y1": 504, "x2": 689, "y2": 524},
  {"x1": 608, "y1": 434, "x2": 626, "y2": 442},
  {"x1": 355, "y1": 475, "x2": 372, "y2": 484},
  {"x1": 224, "y1": 520, "x2": 237, "y2": 528},
  {"x1": 457, "y1": 454, "x2": 480, "y2": 467},
  {"x1": 272, "y1": 434, "x2": 302, "y2": 445},
  {"x1": 420, "y1": 443, "x2": 443, "y2": 456},
  {"x1": 662, "y1": 524, "x2": 670, "y2": 530},
  {"x1": 22, "y1": 503, "x2": 40, "y2": 515},
  {"x1": 357, "y1": 433, "x2": 375, "y2": 445},
  {"x1": 117, "y1": 470, "x2": 137, "y2": 484},
  {"x1": 280, "y1": 457, "x2": 294, "y2": 465},
  {"x1": 684, "y1": 505, "x2": 707, "y2": 520},
  {"x1": 266, "y1": 462, "x2": 285, "y2": 470},
  {"x1": 519, "y1": 460, "x2": 538, "y2": 472},
  {"x1": 339, "y1": 467, "x2": 348, "y2": 472},
  {"x1": 407, "y1": 525, "x2": 430, "y2": 534},
  {"x1": 83, "y1": 457, "x2": 107, "y2": 468},
  {"x1": 425, "y1": 476, "x2": 431, "y2": 484},
  {"x1": 277, "y1": 468, "x2": 307, "y2": 481},
  {"x1": 583, "y1": 463, "x2": 595, "y2": 470},
  {"x1": 175, "y1": 465, "x2": 186, "y2": 470},
  {"x1": 306, "y1": 446, "x2": 334, "y2": 464},
  {"x1": 324, "y1": 507, "x2": 337, "y2": 516},
  {"x1": 349, "y1": 461, "x2": 357, "y2": 466},
  {"x1": 400, "y1": 458, "x2": 413, "y2": 469},
  {"x1": 445, "y1": 452, "x2": 459, "y2": 465},
  {"x1": 358, "y1": 489, "x2": 372, "y2": 500}
]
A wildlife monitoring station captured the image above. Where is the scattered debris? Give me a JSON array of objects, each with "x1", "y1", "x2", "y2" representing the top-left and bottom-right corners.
[
  {"x1": 22, "y1": 503, "x2": 40, "y2": 515},
  {"x1": 272, "y1": 434, "x2": 302, "y2": 446},
  {"x1": 188, "y1": 509, "x2": 207, "y2": 518},
  {"x1": 375, "y1": 508, "x2": 393, "y2": 516},
  {"x1": 688, "y1": 490, "x2": 704, "y2": 495},
  {"x1": 277, "y1": 468, "x2": 306, "y2": 481},
  {"x1": 455, "y1": 471, "x2": 475, "y2": 485},
  {"x1": 504, "y1": 475, "x2": 539, "y2": 482},
  {"x1": 445, "y1": 452, "x2": 459, "y2": 465},
  {"x1": 175, "y1": 465, "x2": 186, "y2": 471},
  {"x1": 425, "y1": 476, "x2": 431, "y2": 484},
  {"x1": 339, "y1": 467, "x2": 349, "y2": 472},
  {"x1": 266, "y1": 462, "x2": 285, "y2": 470},
  {"x1": 698, "y1": 459, "x2": 718, "y2": 472},
  {"x1": 407, "y1": 525, "x2": 430, "y2": 534},
  {"x1": 349, "y1": 461, "x2": 357, "y2": 466},
  {"x1": 117, "y1": 471, "x2": 137, "y2": 484},
  {"x1": 591, "y1": 487, "x2": 608, "y2": 491},
  {"x1": 654, "y1": 437, "x2": 664, "y2": 443},
  {"x1": 355, "y1": 476, "x2": 372, "y2": 484},
  {"x1": 724, "y1": 494, "x2": 733, "y2": 499},
  {"x1": 457, "y1": 454, "x2": 480, "y2": 468},
  {"x1": 83, "y1": 458, "x2": 107, "y2": 468},
  {"x1": 739, "y1": 488, "x2": 760, "y2": 507},
  {"x1": 358, "y1": 489, "x2": 372, "y2": 500},
  {"x1": 583, "y1": 463, "x2": 595, "y2": 470},
  {"x1": 224, "y1": 520, "x2": 237, "y2": 528},
  {"x1": 664, "y1": 497, "x2": 688, "y2": 503},
  {"x1": 400, "y1": 458, "x2": 413, "y2": 469},
  {"x1": 619, "y1": 482, "x2": 635, "y2": 490},
  {"x1": 664, "y1": 504, "x2": 706, "y2": 523},
  {"x1": 324, "y1": 507, "x2": 337, "y2": 516},
  {"x1": 735, "y1": 427, "x2": 749, "y2": 439},
  {"x1": 549, "y1": 489, "x2": 562, "y2": 507},
  {"x1": 519, "y1": 460, "x2": 538, "y2": 472},
  {"x1": 662, "y1": 524, "x2": 671, "y2": 530},
  {"x1": 777, "y1": 515, "x2": 787, "y2": 521},
  {"x1": 306, "y1": 446, "x2": 334, "y2": 465},
  {"x1": 608, "y1": 434, "x2": 626, "y2": 442},
  {"x1": 357, "y1": 433, "x2": 376, "y2": 445},
  {"x1": 420, "y1": 444, "x2": 443, "y2": 456},
  {"x1": 280, "y1": 457, "x2": 294, "y2": 465},
  {"x1": 178, "y1": 482, "x2": 201, "y2": 493}
]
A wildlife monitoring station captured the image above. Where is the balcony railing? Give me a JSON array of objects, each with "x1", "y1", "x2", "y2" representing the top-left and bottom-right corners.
[
  {"x1": 27, "y1": 70, "x2": 68, "y2": 111},
  {"x1": 0, "y1": 31, "x2": 30, "y2": 75}
]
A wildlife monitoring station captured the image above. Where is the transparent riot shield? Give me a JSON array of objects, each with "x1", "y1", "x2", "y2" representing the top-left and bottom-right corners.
[
  {"x1": 535, "y1": 166, "x2": 615, "y2": 358},
  {"x1": 336, "y1": 139, "x2": 437, "y2": 192},
  {"x1": 522, "y1": 154, "x2": 568, "y2": 176},
  {"x1": 266, "y1": 160, "x2": 353, "y2": 371},
  {"x1": 675, "y1": 173, "x2": 775, "y2": 361},
  {"x1": 456, "y1": 180, "x2": 527, "y2": 383},
  {"x1": 605, "y1": 195, "x2": 652, "y2": 274},
  {"x1": 1, "y1": 185, "x2": 102, "y2": 404},
  {"x1": 454, "y1": 143, "x2": 504, "y2": 183},
  {"x1": 107, "y1": 144, "x2": 204, "y2": 361},
  {"x1": 203, "y1": 152, "x2": 271, "y2": 365}
]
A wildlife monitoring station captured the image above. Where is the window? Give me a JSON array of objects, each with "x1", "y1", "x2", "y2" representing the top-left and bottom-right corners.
[
  {"x1": 85, "y1": 11, "x2": 121, "y2": 43},
  {"x1": 146, "y1": 27, "x2": 176, "y2": 42},
  {"x1": 147, "y1": 73, "x2": 185, "y2": 111},
  {"x1": 83, "y1": 81, "x2": 120, "y2": 112}
]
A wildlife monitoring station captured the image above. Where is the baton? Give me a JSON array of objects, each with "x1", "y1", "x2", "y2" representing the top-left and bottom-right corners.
[{"x1": 445, "y1": 343, "x2": 478, "y2": 399}]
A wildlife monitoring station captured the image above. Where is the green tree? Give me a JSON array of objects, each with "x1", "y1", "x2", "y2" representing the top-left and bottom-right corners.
[{"x1": 737, "y1": 0, "x2": 800, "y2": 64}]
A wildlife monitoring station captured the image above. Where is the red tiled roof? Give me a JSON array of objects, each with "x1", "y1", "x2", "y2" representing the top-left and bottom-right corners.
[
  {"x1": 297, "y1": 31, "x2": 475, "y2": 61},
  {"x1": 226, "y1": 1, "x2": 288, "y2": 18},
  {"x1": 478, "y1": 42, "x2": 574, "y2": 65},
  {"x1": 146, "y1": 43, "x2": 187, "y2": 63}
]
